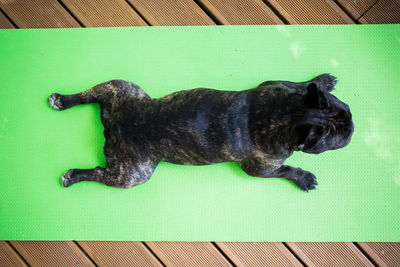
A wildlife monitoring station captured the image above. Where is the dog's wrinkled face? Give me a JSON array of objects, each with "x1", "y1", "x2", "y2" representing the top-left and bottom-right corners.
[{"x1": 295, "y1": 83, "x2": 354, "y2": 154}]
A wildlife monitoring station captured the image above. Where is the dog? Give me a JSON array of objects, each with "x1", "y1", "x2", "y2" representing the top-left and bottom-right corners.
[{"x1": 49, "y1": 74, "x2": 354, "y2": 191}]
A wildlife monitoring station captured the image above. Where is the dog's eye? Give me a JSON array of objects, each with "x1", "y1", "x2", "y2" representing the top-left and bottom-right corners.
[
  {"x1": 338, "y1": 111, "x2": 348, "y2": 122},
  {"x1": 308, "y1": 126, "x2": 324, "y2": 146},
  {"x1": 330, "y1": 110, "x2": 347, "y2": 123},
  {"x1": 323, "y1": 107, "x2": 340, "y2": 118}
]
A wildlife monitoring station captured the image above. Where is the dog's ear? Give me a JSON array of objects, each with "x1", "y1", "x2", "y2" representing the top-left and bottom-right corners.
[{"x1": 304, "y1": 83, "x2": 328, "y2": 109}]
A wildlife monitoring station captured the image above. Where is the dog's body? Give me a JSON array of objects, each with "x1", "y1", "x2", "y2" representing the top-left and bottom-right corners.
[{"x1": 49, "y1": 74, "x2": 353, "y2": 191}]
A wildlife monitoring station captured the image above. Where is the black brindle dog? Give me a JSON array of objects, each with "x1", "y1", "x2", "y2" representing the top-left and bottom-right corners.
[{"x1": 49, "y1": 74, "x2": 353, "y2": 191}]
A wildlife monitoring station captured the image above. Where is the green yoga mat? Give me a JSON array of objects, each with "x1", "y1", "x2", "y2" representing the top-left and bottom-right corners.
[{"x1": 0, "y1": 25, "x2": 399, "y2": 241}]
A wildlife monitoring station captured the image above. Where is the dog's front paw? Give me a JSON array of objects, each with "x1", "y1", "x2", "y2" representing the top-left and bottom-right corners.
[
  {"x1": 293, "y1": 171, "x2": 318, "y2": 191},
  {"x1": 313, "y1": 74, "x2": 337, "y2": 92},
  {"x1": 49, "y1": 93, "x2": 65, "y2": 110}
]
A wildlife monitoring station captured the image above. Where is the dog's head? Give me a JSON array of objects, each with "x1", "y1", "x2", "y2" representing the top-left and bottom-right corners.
[{"x1": 295, "y1": 83, "x2": 354, "y2": 154}]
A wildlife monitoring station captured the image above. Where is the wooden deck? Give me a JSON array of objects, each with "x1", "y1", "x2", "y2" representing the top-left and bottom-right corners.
[{"x1": 1, "y1": 0, "x2": 399, "y2": 266}]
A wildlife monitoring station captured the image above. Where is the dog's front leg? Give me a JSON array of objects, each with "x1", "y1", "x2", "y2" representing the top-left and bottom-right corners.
[
  {"x1": 240, "y1": 158, "x2": 317, "y2": 191},
  {"x1": 309, "y1": 73, "x2": 337, "y2": 92},
  {"x1": 258, "y1": 73, "x2": 337, "y2": 94}
]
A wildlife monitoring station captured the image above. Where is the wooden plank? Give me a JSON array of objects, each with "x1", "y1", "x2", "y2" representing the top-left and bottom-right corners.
[
  {"x1": 267, "y1": 0, "x2": 354, "y2": 24},
  {"x1": 77, "y1": 241, "x2": 163, "y2": 266},
  {"x1": 196, "y1": 0, "x2": 283, "y2": 24},
  {"x1": 216, "y1": 242, "x2": 302, "y2": 266},
  {"x1": 0, "y1": 11, "x2": 14, "y2": 28},
  {"x1": 358, "y1": 0, "x2": 400, "y2": 23},
  {"x1": 127, "y1": 0, "x2": 214, "y2": 25},
  {"x1": 145, "y1": 242, "x2": 232, "y2": 266},
  {"x1": 358, "y1": 242, "x2": 400, "y2": 267},
  {"x1": 60, "y1": 0, "x2": 147, "y2": 27},
  {"x1": 335, "y1": 0, "x2": 377, "y2": 20},
  {"x1": 0, "y1": 241, "x2": 27, "y2": 267},
  {"x1": 286, "y1": 242, "x2": 373, "y2": 266},
  {"x1": 10, "y1": 241, "x2": 95, "y2": 267},
  {"x1": 0, "y1": 0, "x2": 80, "y2": 28}
]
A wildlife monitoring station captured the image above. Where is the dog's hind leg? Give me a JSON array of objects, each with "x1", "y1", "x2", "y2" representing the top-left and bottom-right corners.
[
  {"x1": 62, "y1": 136, "x2": 158, "y2": 188},
  {"x1": 102, "y1": 159, "x2": 158, "y2": 188},
  {"x1": 100, "y1": 136, "x2": 158, "y2": 188},
  {"x1": 48, "y1": 91, "x2": 97, "y2": 111},
  {"x1": 62, "y1": 159, "x2": 158, "y2": 188},
  {"x1": 49, "y1": 80, "x2": 150, "y2": 111},
  {"x1": 61, "y1": 166, "x2": 105, "y2": 187}
]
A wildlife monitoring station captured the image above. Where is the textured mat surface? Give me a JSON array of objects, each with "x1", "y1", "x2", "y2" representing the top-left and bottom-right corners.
[{"x1": 0, "y1": 25, "x2": 399, "y2": 241}]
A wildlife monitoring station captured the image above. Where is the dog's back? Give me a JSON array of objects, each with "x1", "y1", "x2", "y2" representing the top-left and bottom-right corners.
[{"x1": 118, "y1": 88, "x2": 254, "y2": 165}]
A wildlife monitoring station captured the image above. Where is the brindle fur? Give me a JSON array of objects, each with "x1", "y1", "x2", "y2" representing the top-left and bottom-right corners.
[{"x1": 49, "y1": 74, "x2": 354, "y2": 191}]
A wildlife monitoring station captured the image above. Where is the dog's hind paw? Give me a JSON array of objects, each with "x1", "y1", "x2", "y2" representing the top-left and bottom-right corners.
[
  {"x1": 49, "y1": 93, "x2": 65, "y2": 110},
  {"x1": 61, "y1": 169, "x2": 73, "y2": 187}
]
